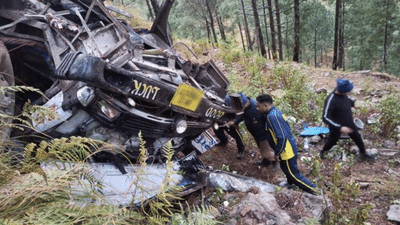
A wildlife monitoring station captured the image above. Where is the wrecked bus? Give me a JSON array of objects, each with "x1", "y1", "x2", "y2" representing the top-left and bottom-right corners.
[{"x1": 0, "y1": 0, "x2": 238, "y2": 165}]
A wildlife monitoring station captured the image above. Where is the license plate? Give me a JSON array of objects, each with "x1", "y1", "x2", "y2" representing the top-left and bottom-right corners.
[
  {"x1": 191, "y1": 131, "x2": 217, "y2": 154},
  {"x1": 170, "y1": 83, "x2": 204, "y2": 112}
]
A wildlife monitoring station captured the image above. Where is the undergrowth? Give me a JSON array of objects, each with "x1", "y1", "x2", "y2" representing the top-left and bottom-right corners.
[
  {"x1": 0, "y1": 133, "x2": 184, "y2": 224},
  {"x1": 305, "y1": 150, "x2": 372, "y2": 225},
  {"x1": 373, "y1": 93, "x2": 400, "y2": 138},
  {"x1": 220, "y1": 42, "x2": 326, "y2": 122}
]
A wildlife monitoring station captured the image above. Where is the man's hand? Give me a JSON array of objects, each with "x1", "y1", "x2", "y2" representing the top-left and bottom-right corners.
[
  {"x1": 227, "y1": 120, "x2": 235, "y2": 128},
  {"x1": 266, "y1": 149, "x2": 279, "y2": 162},
  {"x1": 340, "y1": 126, "x2": 353, "y2": 134}
]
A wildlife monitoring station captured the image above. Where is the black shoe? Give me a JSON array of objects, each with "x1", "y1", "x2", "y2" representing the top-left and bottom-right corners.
[
  {"x1": 319, "y1": 151, "x2": 326, "y2": 159},
  {"x1": 215, "y1": 141, "x2": 227, "y2": 147},
  {"x1": 256, "y1": 158, "x2": 270, "y2": 167},
  {"x1": 360, "y1": 152, "x2": 375, "y2": 162},
  {"x1": 237, "y1": 152, "x2": 244, "y2": 159},
  {"x1": 272, "y1": 161, "x2": 280, "y2": 171}
]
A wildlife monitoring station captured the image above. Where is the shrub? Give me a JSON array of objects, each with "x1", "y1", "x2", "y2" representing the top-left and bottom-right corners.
[
  {"x1": 374, "y1": 94, "x2": 400, "y2": 138},
  {"x1": 271, "y1": 63, "x2": 314, "y2": 120}
]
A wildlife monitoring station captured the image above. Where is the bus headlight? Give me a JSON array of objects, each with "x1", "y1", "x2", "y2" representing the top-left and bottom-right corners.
[
  {"x1": 175, "y1": 119, "x2": 188, "y2": 134},
  {"x1": 213, "y1": 122, "x2": 219, "y2": 130}
]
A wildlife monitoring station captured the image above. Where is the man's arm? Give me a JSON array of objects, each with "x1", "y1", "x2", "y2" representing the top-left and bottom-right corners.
[
  {"x1": 233, "y1": 114, "x2": 244, "y2": 126},
  {"x1": 322, "y1": 94, "x2": 341, "y2": 129},
  {"x1": 267, "y1": 112, "x2": 287, "y2": 156}
]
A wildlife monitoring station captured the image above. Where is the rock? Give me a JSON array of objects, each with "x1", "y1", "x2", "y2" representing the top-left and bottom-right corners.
[
  {"x1": 363, "y1": 139, "x2": 372, "y2": 148},
  {"x1": 387, "y1": 205, "x2": 400, "y2": 222},
  {"x1": 383, "y1": 140, "x2": 396, "y2": 149},
  {"x1": 350, "y1": 145, "x2": 359, "y2": 154},
  {"x1": 366, "y1": 148, "x2": 379, "y2": 157},
  {"x1": 209, "y1": 171, "x2": 277, "y2": 193},
  {"x1": 395, "y1": 125, "x2": 400, "y2": 133},
  {"x1": 360, "y1": 70, "x2": 371, "y2": 74},
  {"x1": 242, "y1": 218, "x2": 257, "y2": 225},
  {"x1": 394, "y1": 159, "x2": 400, "y2": 167},
  {"x1": 284, "y1": 189, "x2": 328, "y2": 222},
  {"x1": 224, "y1": 218, "x2": 238, "y2": 225},
  {"x1": 229, "y1": 192, "x2": 295, "y2": 225},
  {"x1": 240, "y1": 206, "x2": 252, "y2": 217},
  {"x1": 367, "y1": 113, "x2": 380, "y2": 124},
  {"x1": 287, "y1": 116, "x2": 297, "y2": 124},
  {"x1": 358, "y1": 182, "x2": 370, "y2": 189},
  {"x1": 379, "y1": 149, "x2": 398, "y2": 157},
  {"x1": 228, "y1": 189, "x2": 328, "y2": 224},
  {"x1": 310, "y1": 135, "x2": 321, "y2": 143},
  {"x1": 276, "y1": 177, "x2": 287, "y2": 183}
]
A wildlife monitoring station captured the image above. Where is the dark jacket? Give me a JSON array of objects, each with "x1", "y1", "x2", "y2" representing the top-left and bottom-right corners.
[
  {"x1": 265, "y1": 106, "x2": 296, "y2": 160},
  {"x1": 234, "y1": 98, "x2": 268, "y2": 142},
  {"x1": 322, "y1": 91, "x2": 356, "y2": 131}
]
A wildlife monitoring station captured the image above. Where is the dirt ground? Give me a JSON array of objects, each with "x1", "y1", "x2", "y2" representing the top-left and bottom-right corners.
[{"x1": 198, "y1": 67, "x2": 400, "y2": 224}]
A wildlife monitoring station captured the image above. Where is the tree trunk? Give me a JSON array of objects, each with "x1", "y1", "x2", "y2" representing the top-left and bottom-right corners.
[
  {"x1": 383, "y1": 0, "x2": 389, "y2": 70},
  {"x1": 338, "y1": 1, "x2": 344, "y2": 69},
  {"x1": 238, "y1": 20, "x2": 246, "y2": 52},
  {"x1": 145, "y1": 0, "x2": 154, "y2": 21},
  {"x1": 332, "y1": 0, "x2": 340, "y2": 70},
  {"x1": 285, "y1": 15, "x2": 289, "y2": 57},
  {"x1": 293, "y1": 0, "x2": 300, "y2": 62},
  {"x1": 206, "y1": 20, "x2": 211, "y2": 43},
  {"x1": 205, "y1": 0, "x2": 218, "y2": 44},
  {"x1": 320, "y1": 46, "x2": 323, "y2": 65},
  {"x1": 251, "y1": 0, "x2": 266, "y2": 57},
  {"x1": 150, "y1": 0, "x2": 160, "y2": 15},
  {"x1": 274, "y1": 0, "x2": 283, "y2": 60},
  {"x1": 262, "y1": 0, "x2": 271, "y2": 59},
  {"x1": 267, "y1": 0, "x2": 277, "y2": 60},
  {"x1": 341, "y1": 1, "x2": 345, "y2": 71},
  {"x1": 241, "y1": 0, "x2": 253, "y2": 51},
  {"x1": 215, "y1": 0, "x2": 226, "y2": 42},
  {"x1": 314, "y1": 27, "x2": 317, "y2": 68}
]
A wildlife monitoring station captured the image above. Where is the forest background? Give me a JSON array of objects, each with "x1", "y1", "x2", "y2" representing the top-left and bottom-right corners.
[{"x1": 112, "y1": 0, "x2": 400, "y2": 77}]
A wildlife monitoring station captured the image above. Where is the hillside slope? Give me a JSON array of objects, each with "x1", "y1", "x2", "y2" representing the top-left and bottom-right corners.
[{"x1": 195, "y1": 48, "x2": 400, "y2": 224}]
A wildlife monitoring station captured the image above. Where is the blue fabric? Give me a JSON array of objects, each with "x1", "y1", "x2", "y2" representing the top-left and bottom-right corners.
[
  {"x1": 336, "y1": 78, "x2": 353, "y2": 93},
  {"x1": 234, "y1": 98, "x2": 268, "y2": 142},
  {"x1": 237, "y1": 92, "x2": 248, "y2": 105},
  {"x1": 225, "y1": 94, "x2": 232, "y2": 106},
  {"x1": 266, "y1": 106, "x2": 297, "y2": 157},
  {"x1": 280, "y1": 156, "x2": 316, "y2": 195},
  {"x1": 300, "y1": 127, "x2": 330, "y2": 137}
]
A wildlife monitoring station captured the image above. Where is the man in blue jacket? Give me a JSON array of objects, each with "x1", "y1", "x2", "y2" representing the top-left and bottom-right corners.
[
  {"x1": 256, "y1": 94, "x2": 317, "y2": 195},
  {"x1": 227, "y1": 92, "x2": 276, "y2": 165}
]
